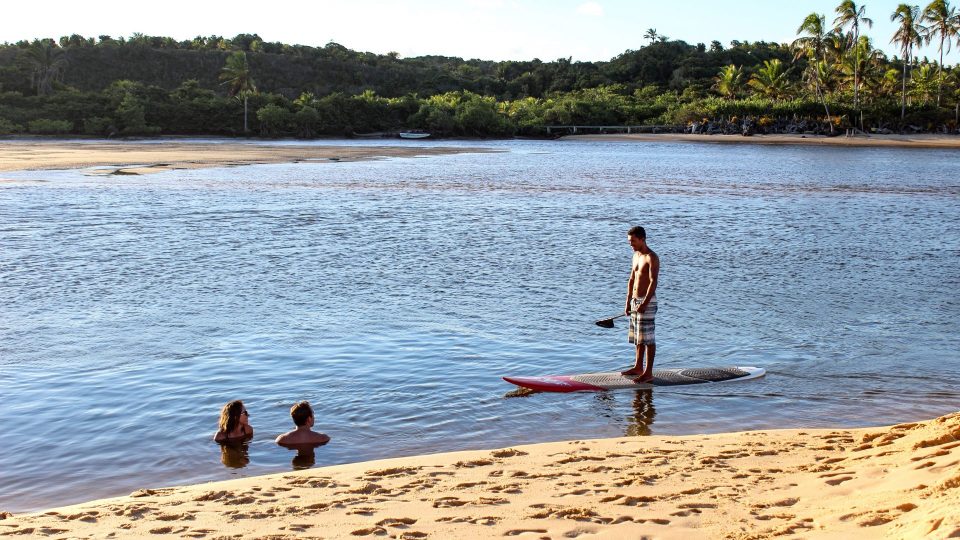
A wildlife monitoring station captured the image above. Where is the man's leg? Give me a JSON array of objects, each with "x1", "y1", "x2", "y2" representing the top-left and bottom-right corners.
[
  {"x1": 637, "y1": 343, "x2": 656, "y2": 382},
  {"x1": 622, "y1": 345, "x2": 644, "y2": 376}
]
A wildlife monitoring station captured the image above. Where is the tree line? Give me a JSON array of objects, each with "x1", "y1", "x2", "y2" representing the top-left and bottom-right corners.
[{"x1": 1, "y1": 0, "x2": 958, "y2": 138}]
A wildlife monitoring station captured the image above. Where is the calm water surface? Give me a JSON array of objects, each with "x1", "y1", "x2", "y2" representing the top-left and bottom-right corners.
[{"x1": 1, "y1": 138, "x2": 958, "y2": 512}]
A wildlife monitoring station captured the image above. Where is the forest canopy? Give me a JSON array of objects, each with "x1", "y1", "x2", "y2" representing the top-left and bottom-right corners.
[{"x1": 2, "y1": 1, "x2": 959, "y2": 138}]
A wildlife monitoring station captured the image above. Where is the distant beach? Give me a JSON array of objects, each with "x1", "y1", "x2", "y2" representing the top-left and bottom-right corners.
[
  {"x1": 3, "y1": 412, "x2": 958, "y2": 538},
  {"x1": 564, "y1": 132, "x2": 960, "y2": 149},
  {"x1": 0, "y1": 141, "x2": 496, "y2": 175},
  {"x1": 2, "y1": 135, "x2": 959, "y2": 180}
]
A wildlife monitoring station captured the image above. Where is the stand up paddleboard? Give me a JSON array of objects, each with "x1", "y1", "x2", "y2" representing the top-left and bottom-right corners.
[{"x1": 503, "y1": 366, "x2": 765, "y2": 393}]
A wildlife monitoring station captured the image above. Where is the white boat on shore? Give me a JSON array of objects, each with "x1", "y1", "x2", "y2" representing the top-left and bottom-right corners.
[{"x1": 399, "y1": 131, "x2": 431, "y2": 139}]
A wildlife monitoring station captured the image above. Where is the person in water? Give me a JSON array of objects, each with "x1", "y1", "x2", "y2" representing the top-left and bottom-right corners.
[
  {"x1": 214, "y1": 400, "x2": 253, "y2": 442},
  {"x1": 621, "y1": 225, "x2": 660, "y2": 382},
  {"x1": 275, "y1": 401, "x2": 330, "y2": 446}
]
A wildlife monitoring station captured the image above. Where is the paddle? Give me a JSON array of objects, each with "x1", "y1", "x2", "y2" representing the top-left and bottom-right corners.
[{"x1": 595, "y1": 313, "x2": 629, "y2": 328}]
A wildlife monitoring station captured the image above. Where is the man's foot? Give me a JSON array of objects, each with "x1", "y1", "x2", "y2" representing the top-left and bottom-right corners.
[{"x1": 622, "y1": 370, "x2": 653, "y2": 383}]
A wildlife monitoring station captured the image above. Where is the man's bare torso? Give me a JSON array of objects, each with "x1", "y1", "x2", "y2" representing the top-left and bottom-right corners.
[{"x1": 631, "y1": 249, "x2": 658, "y2": 298}]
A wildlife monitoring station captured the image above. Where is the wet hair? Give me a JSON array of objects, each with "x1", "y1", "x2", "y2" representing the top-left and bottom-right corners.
[
  {"x1": 290, "y1": 401, "x2": 314, "y2": 427},
  {"x1": 627, "y1": 226, "x2": 646, "y2": 239},
  {"x1": 218, "y1": 400, "x2": 245, "y2": 435}
]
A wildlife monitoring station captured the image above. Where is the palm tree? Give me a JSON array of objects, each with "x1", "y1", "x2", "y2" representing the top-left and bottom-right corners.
[
  {"x1": 920, "y1": 0, "x2": 960, "y2": 105},
  {"x1": 24, "y1": 40, "x2": 67, "y2": 96},
  {"x1": 891, "y1": 4, "x2": 925, "y2": 119},
  {"x1": 910, "y1": 63, "x2": 938, "y2": 104},
  {"x1": 793, "y1": 13, "x2": 834, "y2": 129},
  {"x1": 644, "y1": 28, "x2": 659, "y2": 44},
  {"x1": 852, "y1": 40, "x2": 889, "y2": 104},
  {"x1": 219, "y1": 51, "x2": 257, "y2": 132},
  {"x1": 713, "y1": 64, "x2": 745, "y2": 99},
  {"x1": 834, "y1": 1, "x2": 874, "y2": 108},
  {"x1": 748, "y1": 59, "x2": 792, "y2": 100}
]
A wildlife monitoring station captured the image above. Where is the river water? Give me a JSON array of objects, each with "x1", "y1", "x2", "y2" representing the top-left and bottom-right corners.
[{"x1": 1, "y1": 138, "x2": 958, "y2": 512}]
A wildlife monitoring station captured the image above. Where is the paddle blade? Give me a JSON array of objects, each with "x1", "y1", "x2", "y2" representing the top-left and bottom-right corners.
[{"x1": 595, "y1": 318, "x2": 616, "y2": 328}]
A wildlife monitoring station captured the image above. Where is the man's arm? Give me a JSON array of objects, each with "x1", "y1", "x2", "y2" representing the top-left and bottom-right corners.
[{"x1": 625, "y1": 262, "x2": 636, "y2": 314}]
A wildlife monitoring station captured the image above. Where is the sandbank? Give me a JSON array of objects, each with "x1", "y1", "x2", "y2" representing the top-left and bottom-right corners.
[
  {"x1": 2, "y1": 411, "x2": 957, "y2": 539},
  {"x1": 565, "y1": 132, "x2": 960, "y2": 149},
  {"x1": 0, "y1": 141, "x2": 495, "y2": 175}
]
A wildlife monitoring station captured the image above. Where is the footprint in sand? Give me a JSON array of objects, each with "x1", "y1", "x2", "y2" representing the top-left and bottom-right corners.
[
  {"x1": 859, "y1": 514, "x2": 895, "y2": 527},
  {"x1": 149, "y1": 526, "x2": 190, "y2": 534},
  {"x1": 755, "y1": 513, "x2": 796, "y2": 521},
  {"x1": 350, "y1": 526, "x2": 388, "y2": 536},
  {"x1": 364, "y1": 467, "x2": 420, "y2": 479},
  {"x1": 433, "y1": 497, "x2": 468, "y2": 508},
  {"x1": 130, "y1": 488, "x2": 174, "y2": 498},
  {"x1": 825, "y1": 476, "x2": 854, "y2": 486},
  {"x1": 488, "y1": 483, "x2": 523, "y2": 494},
  {"x1": 556, "y1": 489, "x2": 591, "y2": 497},
  {"x1": 504, "y1": 528, "x2": 548, "y2": 536},
  {"x1": 66, "y1": 511, "x2": 100, "y2": 523},
  {"x1": 287, "y1": 477, "x2": 338, "y2": 488},
  {"x1": 454, "y1": 481, "x2": 487, "y2": 489},
  {"x1": 455, "y1": 459, "x2": 495, "y2": 468},
  {"x1": 155, "y1": 513, "x2": 196, "y2": 521},
  {"x1": 491, "y1": 449, "x2": 528, "y2": 458},
  {"x1": 377, "y1": 517, "x2": 417, "y2": 528}
]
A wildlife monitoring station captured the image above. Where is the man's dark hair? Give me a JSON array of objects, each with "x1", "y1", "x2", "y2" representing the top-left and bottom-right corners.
[
  {"x1": 627, "y1": 226, "x2": 646, "y2": 239},
  {"x1": 290, "y1": 401, "x2": 314, "y2": 427}
]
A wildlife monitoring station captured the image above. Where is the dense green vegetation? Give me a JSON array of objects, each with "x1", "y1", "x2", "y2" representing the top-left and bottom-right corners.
[{"x1": 1, "y1": 1, "x2": 959, "y2": 138}]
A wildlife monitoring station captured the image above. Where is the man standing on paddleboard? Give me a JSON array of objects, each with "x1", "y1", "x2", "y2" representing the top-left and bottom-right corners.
[{"x1": 622, "y1": 226, "x2": 659, "y2": 382}]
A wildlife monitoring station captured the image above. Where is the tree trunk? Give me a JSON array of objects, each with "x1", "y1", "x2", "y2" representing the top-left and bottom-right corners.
[
  {"x1": 815, "y1": 75, "x2": 834, "y2": 134},
  {"x1": 937, "y1": 39, "x2": 944, "y2": 107},
  {"x1": 853, "y1": 33, "x2": 860, "y2": 110},
  {"x1": 243, "y1": 95, "x2": 249, "y2": 133},
  {"x1": 901, "y1": 54, "x2": 908, "y2": 121}
]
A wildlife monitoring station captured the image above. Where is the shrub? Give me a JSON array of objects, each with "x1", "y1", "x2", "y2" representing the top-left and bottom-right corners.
[
  {"x1": 256, "y1": 103, "x2": 293, "y2": 136},
  {"x1": 27, "y1": 119, "x2": 73, "y2": 134},
  {"x1": 0, "y1": 117, "x2": 22, "y2": 134},
  {"x1": 82, "y1": 116, "x2": 114, "y2": 136}
]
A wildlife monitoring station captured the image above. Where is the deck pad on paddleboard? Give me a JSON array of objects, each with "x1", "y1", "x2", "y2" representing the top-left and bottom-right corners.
[{"x1": 503, "y1": 366, "x2": 764, "y2": 393}]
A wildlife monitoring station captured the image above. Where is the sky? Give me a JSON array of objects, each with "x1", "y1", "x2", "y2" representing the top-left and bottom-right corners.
[{"x1": 3, "y1": 0, "x2": 959, "y2": 65}]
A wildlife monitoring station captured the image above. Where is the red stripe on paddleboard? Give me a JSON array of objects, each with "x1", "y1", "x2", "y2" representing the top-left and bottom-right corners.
[{"x1": 502, "y1": 375, "x2": 606, "y2": 393}]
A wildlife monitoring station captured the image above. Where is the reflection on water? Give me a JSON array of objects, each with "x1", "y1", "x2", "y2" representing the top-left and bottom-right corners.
[
  {"x1": 290, "y1": 447, "x2": 317, "y2": 469},
  {"x1": 1, "y1": 139, "x2": 959, "y2": 512},
  {"x1": 219, "y1": 441, "x2": 251, "y2": 469},
  {"x1": 626, "y1": 390, "x2": 657, "y2": 437},
  {"x1": 280, "y1": 442, "x2": 330, "y2": 470}
]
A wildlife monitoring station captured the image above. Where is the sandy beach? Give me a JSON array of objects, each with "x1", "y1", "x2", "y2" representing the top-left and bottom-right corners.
[
  {"x1": 2, "y1": 133, "x2": 959, "y2": 178},
  {"x1": 565, "y1": 132, "x2": 960, "y2": 149},
  {"x1": 0, "y1": 141, "x2": 495, "y2": 175},
  {"x1": 2, "y1": 412, "x2": 957, "y2": 539}
]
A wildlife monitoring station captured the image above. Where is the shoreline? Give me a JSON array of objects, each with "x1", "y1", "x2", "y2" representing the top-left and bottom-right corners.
[
  {"x1": 563, "y1": 132, "x2": 960, "y2": 149},
  {"x1": 0, "y1": 141, "x2": 497, "y2": 176},
  {"x1": 3, "y1": 412, "x2": 957, "y2": 539},
  {"x1": 3, "y1": 132, "x2": 960, "y2": 178}
]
